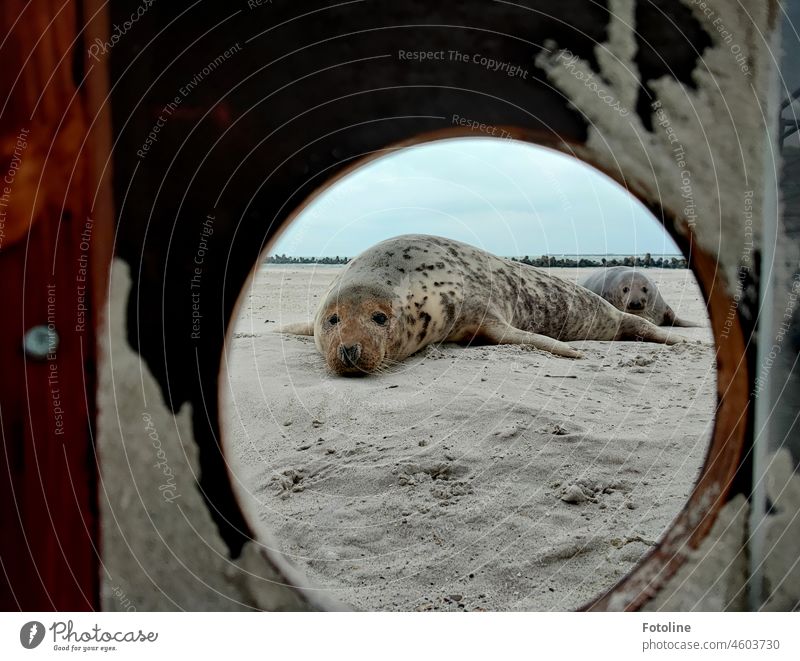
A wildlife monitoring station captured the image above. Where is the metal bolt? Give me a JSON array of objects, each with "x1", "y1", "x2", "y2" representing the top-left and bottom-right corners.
[{"x1": 23, "y1": 325, "x2": 59, "y2": 360}]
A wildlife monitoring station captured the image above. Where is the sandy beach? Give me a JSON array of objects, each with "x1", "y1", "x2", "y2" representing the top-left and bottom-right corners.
[{"x1": 222, "y1": 264, "x2": 715, "y2": 611}]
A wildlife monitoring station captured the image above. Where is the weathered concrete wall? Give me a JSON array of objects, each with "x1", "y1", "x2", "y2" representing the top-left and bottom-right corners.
[{"x1": 96, "y1": 0, "x2": 793, "y2": 611}]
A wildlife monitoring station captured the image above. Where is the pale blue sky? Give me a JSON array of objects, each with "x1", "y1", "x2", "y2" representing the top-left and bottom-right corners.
[{"x1": 271, "y1": 138, "x2": 680, "y2": 258}]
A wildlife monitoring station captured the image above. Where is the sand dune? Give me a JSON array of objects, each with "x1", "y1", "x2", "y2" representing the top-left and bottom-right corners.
[{"x1": 222, "y1": 265, "x2": 715, "y2": 611}]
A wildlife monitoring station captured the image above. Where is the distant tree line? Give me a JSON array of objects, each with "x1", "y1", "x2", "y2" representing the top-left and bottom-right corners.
[
  {"x1": 266, "y1": 252, "x2": 688, "y2": 269},
  {"x1": 512, "y1": 253, "x2": 688, "y2": 269},
  {"x1": 266, "y1": 254, "x2": 350, "y2": 264}
]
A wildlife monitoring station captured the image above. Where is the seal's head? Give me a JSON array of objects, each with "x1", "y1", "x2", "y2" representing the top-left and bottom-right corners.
[
  {"x1": 613, "y1": 272, "x2": 653, "y2": 314},
  {"x1": 314, "y1": 284, "x2": 396, "y2": 375}
]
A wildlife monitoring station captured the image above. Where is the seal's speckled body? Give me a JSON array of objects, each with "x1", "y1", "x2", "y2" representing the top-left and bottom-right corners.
[
  {"x1": 580, "y1": 266, "x2": 700, "y2": 327},
  {"x1": 283, "y1": 235, "x2": 682, "y2": 374}
]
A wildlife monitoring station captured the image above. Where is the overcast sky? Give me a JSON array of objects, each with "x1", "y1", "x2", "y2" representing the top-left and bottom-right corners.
[{"x1": 270, "y1": 138, "x2": 680, "y2": 258}]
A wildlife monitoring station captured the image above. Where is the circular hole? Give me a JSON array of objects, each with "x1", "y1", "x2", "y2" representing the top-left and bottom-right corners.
[{"x1": 222, "y1": 138, "x2": 715, "y2": 611}]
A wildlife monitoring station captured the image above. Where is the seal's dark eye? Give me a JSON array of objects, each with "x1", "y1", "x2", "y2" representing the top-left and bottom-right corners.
[
  {"x1": 372, "y1": 312, "x2": 388, "y2": 325},
  {"x1": 328, "y1": 314, "x2": 339, "y2": 325},
  {"x1": 623, "y1": 286, "x2": 630, "y2": 293},
  {"x1": 642, "y1": 287, "x2": 648, "y2": 293}
]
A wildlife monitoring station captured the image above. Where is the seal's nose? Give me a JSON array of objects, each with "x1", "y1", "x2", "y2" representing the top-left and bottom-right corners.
[
  {"x1": 338, "y1": 343, "x2": 362, "y2": 367},
  {"x1": 628, "y1": 299, "x2": 645, "y2": 310}
]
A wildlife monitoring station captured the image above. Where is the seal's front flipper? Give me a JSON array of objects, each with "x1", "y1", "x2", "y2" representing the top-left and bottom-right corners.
[
  {"x1": 277, "y1": 322, "x2": 315, "y2": 336},
  {"x1": 480, "y1": 322, "x2": 582, "y2": 359}
]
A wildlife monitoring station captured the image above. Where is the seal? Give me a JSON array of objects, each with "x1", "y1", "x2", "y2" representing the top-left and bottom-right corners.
[
  {"x1": 579, "y1": 266, "x2": 700, "y2": 327},
  {"x1": 281, "y1": 235, "x2": 684, "y2": 375}
]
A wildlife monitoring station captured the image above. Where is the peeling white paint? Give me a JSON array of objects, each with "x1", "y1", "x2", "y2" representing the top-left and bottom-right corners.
[{"x1": 536, "y1": 0, "x2": 773, "y2": 290}]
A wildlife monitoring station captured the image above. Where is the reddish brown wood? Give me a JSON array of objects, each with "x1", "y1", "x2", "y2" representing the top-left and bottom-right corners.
[{"x1": 0, "y1": 0, "x2": 110, "y2": 611}]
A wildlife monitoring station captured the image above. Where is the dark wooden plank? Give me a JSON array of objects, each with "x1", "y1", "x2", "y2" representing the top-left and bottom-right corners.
[{"x1": 0, "y1": 0, "x2": 110, "y2": 611}]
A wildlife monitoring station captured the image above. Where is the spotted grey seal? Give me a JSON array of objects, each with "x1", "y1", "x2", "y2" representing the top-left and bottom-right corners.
[
  {"x1": 579, "y1": 266, "x2": 700, "y2": 327},
  {"x1": 280, "y1": 235, "x2": 683, "y2": 375}
]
